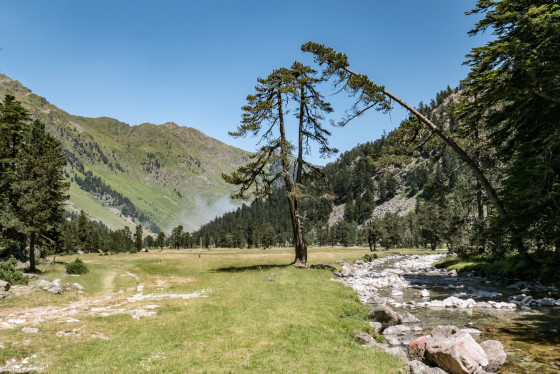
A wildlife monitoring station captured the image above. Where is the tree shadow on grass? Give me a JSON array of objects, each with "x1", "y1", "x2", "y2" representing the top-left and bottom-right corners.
[{"x1": 213, "y1": 264, "x2": 291, "y2": 273}]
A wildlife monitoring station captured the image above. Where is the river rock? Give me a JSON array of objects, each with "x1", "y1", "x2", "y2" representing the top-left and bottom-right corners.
[
  {"x1": 447, "y1": 269, "x2": 458, "y2": 277},
  {"x1": 539, "y1": 298, "x2": 556, "y2": 306},
  {"x1": 366, "y1": 294, "x2": 388, "y2": 306},
  {"x1": 420, "y1": 289, "x2": 430, "y2": 298},
  {"x1": 425, "y1": 331, "x2": 489, "y2": 374},
  {"x1": 431, "y1": 325, "x2": 460, "y2": 338},
  {"x1": 402, "y1": 311, "x2": 421, "y2": 324},
  {"x1": 369, "y1": 305, "x2": 402, "y2": 330},
  {"x1": 479, "y1": 340, "x2": 506, "y2": 372},
  {"x1": 406, "y1": 360, "x2": 447, "y2": 374},
  {"x1": 369, "y1": 321, "x2": 383, "y2": 333},
  {"x1": 337, "y1": 263, "x2": 355, "y2": 277},
  {"x1": 442, "y1": 296, "x2": 462, "y2": 308},
  {"x1": 384, "y1": 324, "x2": 411, "y2": 336},
  {"x1": 385, "y1": 346, "x2": 408, "y2": 362},
  {"x1": 409, "y1": 335, "x2": 430, "y2": 361},
  {"x1": 386, "y1": 336, "x2": 401, "y2": 346},
  {"x1": 391, "y1": 289, "x2": 404, "y2": 297},
  {"x1": 355, "y1": 332, "x2": 374, "y2": 345},
  {"x1": 0, "y1": 280, "x2": 10, "y2": 291}
]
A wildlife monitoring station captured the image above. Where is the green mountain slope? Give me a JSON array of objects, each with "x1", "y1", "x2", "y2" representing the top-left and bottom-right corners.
[{"x1": 0, "y1": 74, "x2": 250, "y2": 232}]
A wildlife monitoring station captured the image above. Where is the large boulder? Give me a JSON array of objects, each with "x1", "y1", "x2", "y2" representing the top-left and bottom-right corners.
[
  {"x1": 425, "y1": 331, "x2": 489, "y2": 374},
  {"x1": 0, "y1": 280, "x2": 10, "y2": 291},
  {"x1": 479, "y1": 340, "x2": 506, "y2": 372},
  {"x1": 368, "y1": 305, "x2": 402, "y2": 330}
]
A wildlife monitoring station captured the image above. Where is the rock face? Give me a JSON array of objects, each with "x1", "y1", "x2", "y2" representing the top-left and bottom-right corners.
[
  {"x1": 479, "y1": 340, "x2": 507, "y2": 372},
  {"x1": 425, "y1": 331, "x2": 489, "y2": 374}
]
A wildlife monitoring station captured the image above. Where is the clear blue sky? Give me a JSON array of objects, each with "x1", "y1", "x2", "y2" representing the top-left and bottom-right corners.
[{"x1": 0, "y1": 1, "x2": 490, "y2": 166}]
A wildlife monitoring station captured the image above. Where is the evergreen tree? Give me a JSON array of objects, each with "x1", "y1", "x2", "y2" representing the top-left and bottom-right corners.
[
  {"x1": 134, "y1": 224, "x2": 143, "y2": 252},
  {"x1": 463, "y1": 0, "x2": 560, "y2": 255},
  {"x1": 156, "y1": 232, "x2": 166, "y2": 251},
  {"x1": 11, "y1": 120, "x2": 69, "y2": 271}
]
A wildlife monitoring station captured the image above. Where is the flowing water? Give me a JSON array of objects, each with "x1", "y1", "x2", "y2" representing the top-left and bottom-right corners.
[{"x1": 343, "y1": 255, "x2": 560, "y2": 373}]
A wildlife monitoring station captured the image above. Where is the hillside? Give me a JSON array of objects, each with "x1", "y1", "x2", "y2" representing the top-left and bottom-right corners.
[{"x1": 0, "y1": 74, "x2": 250, "y2": 232}]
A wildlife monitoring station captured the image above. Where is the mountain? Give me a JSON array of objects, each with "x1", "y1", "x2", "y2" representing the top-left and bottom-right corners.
[{"x1": 0, "y1": 74, "x2": 250, "y2": 232}]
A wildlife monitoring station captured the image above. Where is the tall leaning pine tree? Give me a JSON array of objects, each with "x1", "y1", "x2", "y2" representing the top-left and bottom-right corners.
[{"x1": 223, "y1": 62, "x2": 337, "y2": 266}]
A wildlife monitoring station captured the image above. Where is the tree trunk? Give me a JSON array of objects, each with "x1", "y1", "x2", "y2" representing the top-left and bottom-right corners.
[
  {"x1": 288, "y1": 196, "x2": 307, "y2": 266},
  {"x1": 29, "y1": 232, "x2": 36, "y2": 272}
]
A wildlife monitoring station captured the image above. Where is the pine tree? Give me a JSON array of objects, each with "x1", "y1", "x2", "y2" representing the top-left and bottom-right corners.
[
  {"x1": 463, "y1": 0, "x2": 560, "y2": 255},
  {"x1": 11, "y1": 120, "x2": 69, "y2": 271},
  {"x1": 134, "y1": 224, "x2": 143, "y2": 252},
  {"x1": 223, "y1": 62, "x2": 336, "y2": 266}
]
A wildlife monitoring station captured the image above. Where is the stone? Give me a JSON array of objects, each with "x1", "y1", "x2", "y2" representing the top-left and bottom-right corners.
[
  {"x1": 431, "y1": 325, "x2": 460, "y2": 338},
  {"x1": 428, "y1": 300, "x2": 445, "y2": 308},
  {"x1": 385, "y1": 346, "x2": 408, "y2": 362},
  {"x1": 73, "y1": 283, "x2": 84, "y2": 291},
  {"x1": 355, "y1": 332, "x2": 374, "y2": 345},
  {"x1": 425, "y1": 331, "x2": 488, "y2": 374},
  {"x1": 402, "y1": 311, "x2": 421, "y2": 324},
  {"x1": 448, "y1": 269, "x2": 458, "y2": 277},
  {"x1": 473, "y1": 302, "x2": 492, "y2": 309},
  {"x1": 24, "y1": 273, "x2": 39, "y2": 280},
  {"x1": 520, "y1": 296, "x2": 533, "y2": 305},
  {"x1": 0, "y1": 280, "x2": 10, "y2": 291},
  {"x1": 386, "y1": 336, "x2": 401, "y2": 346},
  {"x1": 22, "y1": 327, "x2": 38, "y2": 333},
  {"x1": 480, "y1": 340, "x2": 506, "y2": 372},
  {"x1": 383, "y1": 324, "x2": 411, "y2": 336},
  {"x1": 420, "y1": 289, "x2": 430, "y2": 298},
  {"x1": 407, "y1": 360, "x2": 448, "y2": 374},
  {"x1": 366, "y1": 294, "x2": 388, "y2": 306},
  {"x1": 369, "y1": 321, "x2": 383, "y2": 333},
  {"x1": 337, "y1": 263, "x2": 355, "y2": 277},
  {"x1": 391, "y1": 289, "x2": 404, "y2": 297},
  {"x1": 409, "y1": 335, "x2": 429, "y2": 361},
  {"x1": 442, "y1": 296, "x2": 462, "y2": 308},
  {"x1": 540, "y1": 298, "x2": 555, "y2": 306},
  {"x1": 461, "y1": 328, "x2": 482, "y2": 335},
  {"x1": 520, "y1": 306, "x2": 531, "y2": 311},
  {"x1": 369, "y1": 305, "x2": 402, "y2": 330},
  {"x1": 460, "y1": 299, "x2": 476, "y2": 308}
]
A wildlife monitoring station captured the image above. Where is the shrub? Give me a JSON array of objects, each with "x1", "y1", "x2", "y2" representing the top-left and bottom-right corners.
[
  {"x1": 362, "y1": 253, "x2": 378, "y2": 262},
  {"x1": 65, "y1": 258, "x2": 89, "y2": 275},
  {"x1": 0, "y1": 256, "x2": 28, "y2": 285}
]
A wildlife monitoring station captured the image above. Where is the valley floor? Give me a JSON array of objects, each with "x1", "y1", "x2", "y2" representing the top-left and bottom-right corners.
[{"x1": 0, "y1": 247, "x2": 413, "y2": 373}]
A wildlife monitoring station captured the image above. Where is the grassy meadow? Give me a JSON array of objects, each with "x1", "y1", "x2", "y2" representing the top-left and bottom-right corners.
[{"x1": 0, "y1": 247, "x2": 430, "y2": 373}]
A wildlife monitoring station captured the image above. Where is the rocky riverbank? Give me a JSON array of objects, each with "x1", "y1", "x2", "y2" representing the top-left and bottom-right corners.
[{"x1": 335, "y1": 254, "x2": 560, "y2": 373}]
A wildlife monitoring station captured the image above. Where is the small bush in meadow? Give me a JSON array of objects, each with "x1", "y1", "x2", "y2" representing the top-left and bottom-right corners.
[
  {"x1": 362, "y1": 253, "x2": 378, "y2": 262},
  {"x1": 0, "y1": 256, "x2": 28, "y2": 284},
  {"x1": 65, "y1": 258, "x2": 89, "y2": 275}
]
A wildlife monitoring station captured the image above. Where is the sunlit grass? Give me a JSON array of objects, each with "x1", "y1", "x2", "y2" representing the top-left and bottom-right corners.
[{"x1": 0, "y1": 247, "x2": 408, "y2": 373}]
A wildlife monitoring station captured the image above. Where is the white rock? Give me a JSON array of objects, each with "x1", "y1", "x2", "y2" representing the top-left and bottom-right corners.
[
  {"x1": 420, "y1": 289, "x2": 430, "y2": 298},
  {"x1": 22, "y1": 327, "x2": 38, "y2": 333},
  {"x1": 391, "y1": 290, "x2": 404, "y2": 297}
]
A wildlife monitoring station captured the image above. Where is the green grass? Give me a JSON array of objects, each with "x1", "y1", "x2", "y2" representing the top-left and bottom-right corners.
[{"x1": 0, "y1": 247, "x2": 406, "y2": 373}]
